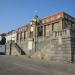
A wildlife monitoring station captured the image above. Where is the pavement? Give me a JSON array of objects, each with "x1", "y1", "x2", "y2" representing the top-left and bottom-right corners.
[{"x1": 0, "y1": 55, "x2": 75, "y2": 75}]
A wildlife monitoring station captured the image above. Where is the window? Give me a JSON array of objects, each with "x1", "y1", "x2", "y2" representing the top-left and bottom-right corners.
[
  {"x1": 18, "y1": 33, "x2": 20, "y2": 41},
  {"x1": 52, "y1": 23, "x2": 54, "y2": 31},
  {"x1": 20, "y1": 32, "x2": 22, "y2": 40},
  {"x1": 38, "y1": 26, "x2": 43, "y2": 36},
  {"x1": 64, "y1": 19, "x2": 72, "y2": 28},
  {"x1": 45, "y1": 25, "x2": 50, "y2": 36},
  {"x1": 53, "y1": 22, "x2": 61, "y2": 31},
  {"x1": 22, "y1": 32, "x2": 24, "y2": 39},
  {"x1": 24, "y1": 31, "x2": 26, "y2": 40},
  {"x1": 17, "y1": 33, "x2": 18, "y2": 40},
  {"x1": 49, "y1": 24, "x2": 52, "y2": 33},
  {"x1": 72, "y1": 23, "x2": 75, "y2": 29}
]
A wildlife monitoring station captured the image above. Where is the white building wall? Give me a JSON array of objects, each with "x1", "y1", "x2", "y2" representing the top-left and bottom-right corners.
[
  {"x1": 0, "y1": 36, "x2": 2, "y2": 41},
  {"x1": 6, "y1": 32, "x2": 17, "y2": 43},
  {"x1": 11, "y1": 33, "x2": 17, "y2": 43}
]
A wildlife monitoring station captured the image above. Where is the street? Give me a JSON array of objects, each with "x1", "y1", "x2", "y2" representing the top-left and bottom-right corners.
[{"x1": 0, "y1": 56, "x2": 75, "y2": 75}]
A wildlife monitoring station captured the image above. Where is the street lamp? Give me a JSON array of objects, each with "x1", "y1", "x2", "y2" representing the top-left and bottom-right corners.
[
  {"x1": 32, "y1": 18, "x2": 38, "y2": 52},
  {"x1": 28, "y1": 22, "x2": 34, "y2": 58},
  {"x1": 29, "y1": 16, "x2": 40, "y2": 53},
  {"x1": 10, "y1": 30, "x2": 13, "y2": 55}
]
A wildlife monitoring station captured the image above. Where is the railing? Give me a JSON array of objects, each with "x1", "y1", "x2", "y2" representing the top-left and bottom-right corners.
[
  {"x1": 31, "y1": 29, "x2": 71, "y2": 56},
  {"x1": 13, "y1": 42, "x2": 26, "y2": 55},
  {"x1": 53, "y1": 29, "x2": 71, "y2": 37}
]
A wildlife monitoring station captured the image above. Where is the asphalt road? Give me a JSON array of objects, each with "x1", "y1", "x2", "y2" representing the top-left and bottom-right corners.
[{"x1": 0, "y1": 56, "x2": 75, "y2": 75}]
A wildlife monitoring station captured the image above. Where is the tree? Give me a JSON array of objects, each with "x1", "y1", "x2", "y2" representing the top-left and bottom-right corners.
[
  {"x1": 0, "y1": 33, "x2": 6, "y2": 45},
  {"x1": 1, "y1": 37, "x2": 6, "y2": 44},
  {"x1": 72, "y1": 24, "x2": 75, "y2": 29}
]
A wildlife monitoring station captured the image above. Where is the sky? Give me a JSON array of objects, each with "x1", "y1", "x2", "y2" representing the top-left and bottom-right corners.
[{"x1": 0, "y1": 0, "x2": 75, "y2": 33}]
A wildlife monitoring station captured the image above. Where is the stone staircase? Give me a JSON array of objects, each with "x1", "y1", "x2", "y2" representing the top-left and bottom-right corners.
[
  {"x1": 31, "y1": 35, "x2": 72, "y2": 63},
  {"x1": 6, "y1": 42, "x2": 26, "y2": 56},
  {"x1": 13, "y1": 43, "x2": 26, "y2": 55},
  {"x1": 17, "y1": 40, "x2": 28, "y2": 54}
]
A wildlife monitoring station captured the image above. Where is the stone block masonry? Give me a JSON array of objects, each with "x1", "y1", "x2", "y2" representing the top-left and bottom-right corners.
[
  {"x1": 5, "y1": 12, "x2": 75, "y2": 63},
  {"x1": 31, "y1": 29, "x2": 74, "y2": 63},
  {"x1": 5, "y1": 29, "x2": 75, "y2": 63}
]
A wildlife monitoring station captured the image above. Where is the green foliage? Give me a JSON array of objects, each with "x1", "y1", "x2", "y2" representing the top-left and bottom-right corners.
[
  {"x1": 0, "y1": 36, "x2": 6, "y2": 45},
  {"x1": 34, "y1": 15, "x2": 41, "y2": 23},
  {"x1": 72, "y1": 24, "x2": 75, "y2": 29}
]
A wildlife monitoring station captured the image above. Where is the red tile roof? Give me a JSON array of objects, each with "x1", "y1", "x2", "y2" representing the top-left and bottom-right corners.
[{"x1": 42, "y1": 12, "x2": 75, "y2": 24}]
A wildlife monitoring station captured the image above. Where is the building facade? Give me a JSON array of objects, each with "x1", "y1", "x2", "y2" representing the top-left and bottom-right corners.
[
  {"x1": 16, "y1": 12, "x2": 75, "y2": 41},
  {"x1": 42, "y1": 12, "x2": 75, "y2": 36},
  {"x1": 6, "y1": 12, "x2": 75, "y2": 63},
  {"x1": 6, "y1": 30, "x2": 17, "y2": 43}
]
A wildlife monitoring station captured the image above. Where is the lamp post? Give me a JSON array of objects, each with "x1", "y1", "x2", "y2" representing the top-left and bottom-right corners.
[
  {"x1": 10, "y1": 30, "x2": 13, "y2": 55},
  {"x1": 28, "y1": 22, "x2": 34, "y2": 58},
  {"x1": 32, "y1": 18, "x2": 38, "y2": 52},
  {"x1": 30, "y1": 16, "x2": 40, "y2": 53}
]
